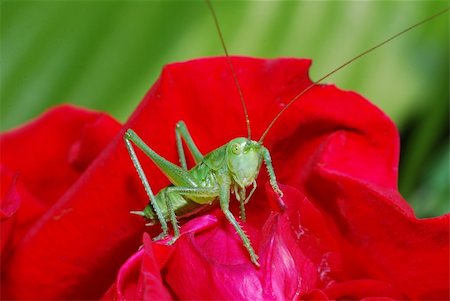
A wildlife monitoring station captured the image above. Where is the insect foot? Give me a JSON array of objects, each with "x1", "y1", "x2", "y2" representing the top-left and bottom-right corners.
[
  {"x1": 152, "y1": 232, "x2": 169, "y2": 242},
  {"x1": 272, "y1": 185, "x2": 286, "y2": 211},
  {"x1": 251, "y1": 254, "x2": 260, "y2": 267},
  {"x1": 167, "y1": 234, "x2": 180, "y2": 246},
  {"x1": 274, "y1": 186, "x2": 284, "y2": 199},
  {"x1": 277, "y1": 198, "x2": 287, "y2": 212}
]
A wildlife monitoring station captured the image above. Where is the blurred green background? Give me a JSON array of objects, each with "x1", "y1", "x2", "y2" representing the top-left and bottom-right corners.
[{"x1": 1, "y1": 0, "x2": 448, "y2": 217}]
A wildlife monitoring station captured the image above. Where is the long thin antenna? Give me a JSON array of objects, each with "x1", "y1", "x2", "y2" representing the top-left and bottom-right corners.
[
  {"x1": 206, "y1": 0, "x2": 252, "y2": 140},
  {"x1": 258, "y1": 6, "x2": 449, "y2": 143}
]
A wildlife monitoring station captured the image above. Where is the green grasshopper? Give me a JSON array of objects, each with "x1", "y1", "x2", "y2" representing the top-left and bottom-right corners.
[{"x1": 124, "y1": 1, "x2": 448, "y2": 267}]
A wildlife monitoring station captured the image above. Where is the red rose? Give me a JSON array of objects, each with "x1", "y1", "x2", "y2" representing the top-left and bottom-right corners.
[
  {"x1": 1, "y1": 57, "x2": 448, "y2": 300},
  {"x1": 102, "y1": 184, "x2": 343, "y2": 300}
]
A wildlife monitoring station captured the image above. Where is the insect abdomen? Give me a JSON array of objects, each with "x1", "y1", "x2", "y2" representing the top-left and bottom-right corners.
[{"x1": 147, "y1": 189, "x2": 211, "y2": 221}]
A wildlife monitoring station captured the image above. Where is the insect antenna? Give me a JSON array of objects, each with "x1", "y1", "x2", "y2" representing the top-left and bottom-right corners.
[
  {"x1": 206, "y1": 0, "x2": 252, "y2": 140},
  {"x1": 258, "y1": 6, "x2": 449, "y2": 144}
]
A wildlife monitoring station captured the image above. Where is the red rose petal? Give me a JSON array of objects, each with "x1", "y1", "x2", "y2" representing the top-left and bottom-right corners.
[
  {"x1": 104, "y1": 214, "x2": 220, "y2": 300},
  {"x1": 1, "y1": 105, "x2": 121, "y2": 207},
  {"x1": 1, "y1": 105, "x2": 125, "y2": 299},
  {"x1": 0, "y1": 167, "x2": 21, "y2": 221},
  {"x1": 308, "y1": 157, "x2": 449, "y2": 299},
  {"x1": 106, "y1": 234, "x2": 172, "y2": 301},
  {"x1": 323, "y1": 279, "x2": 404, "y2": 299},
  {"x1": 140, "y1": 234, "x2": 173, "y2": 300},
  {"x1": 301, "y1": 289, "x2": 330, "y2": 300}
]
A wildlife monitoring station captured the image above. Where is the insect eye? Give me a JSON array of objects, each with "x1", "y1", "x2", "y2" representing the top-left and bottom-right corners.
[{"x1": 232, "y1": 144, "x2": 241, "y2": 155}]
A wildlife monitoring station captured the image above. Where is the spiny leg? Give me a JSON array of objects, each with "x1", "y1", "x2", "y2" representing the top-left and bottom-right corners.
[
  {"x1": 175, "y1": 121, "x2": 204, "y2": 170},
  {"x1": 234, "y1": 185, "x2": 247, "y2": 222},
  {"x1": 261, "y1": 146, "x2": 286, "y2": 210},
  {"x1": 166, "y1": 186, "x2": 218, "y2": 197},
  {"x1": 239, "y1": 181, "x2": 257, "y2": 222},
  {"x1": 124, "y1": 137, "x2": 169, "y2": 240},
  {"x1": 244, "y1": 180, "x2": 257, "y2": 205},
  {"x1": 239, "y1": 197, "x2": 246, "y2": 222},
  {"x1": 162, "y1": 190, "x2": 180, "y2": 245},
  {"x1": 125, "y1": 129, "x2": 197, "y2": 188},
  {"x1": 219, "y1": 181, "x2": 259, "y2": 267}
]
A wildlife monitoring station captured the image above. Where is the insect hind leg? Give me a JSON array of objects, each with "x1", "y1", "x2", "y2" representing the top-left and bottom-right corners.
[
  {"x1": 124, "y1": 133, "x2": 169, "y2": 240},
  {"x1": 175, "y1": 120, "x2": 204, "y2": 170},
  {"x1": 162, "y1": 189, "x2": 181, "y2": 245}
]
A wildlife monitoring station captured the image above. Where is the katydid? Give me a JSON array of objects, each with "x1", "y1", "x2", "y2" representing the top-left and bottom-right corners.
[{"x1": 125, "y1": 1, "x2": 448, "y2": 267}]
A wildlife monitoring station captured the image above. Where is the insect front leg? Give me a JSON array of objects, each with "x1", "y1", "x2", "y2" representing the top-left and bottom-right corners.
[
  {"x1": 175, "y1": 120, "x2": 204, "y2": 170},
  {"x1": 218, "y1": 180, "x2": 260, "y2": 267},
  {"x1": 244, "y1": 180, "x2": 257, "y2": 205},
  {"x1": 261, "y1": 146, "x2": 286, "y2": 210},
  {"x1": 124, "y1": 135, "x2": 169, "y2": 240},
  {"x1": 233, "y1": 184, "x2": 247, "y2": 222},
  {"x1": 238, "y1": 180, "x2": 258, "y2": 222},
  {"x1": 237, "y1": 187, "x2": 246, "y2": 222}
]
